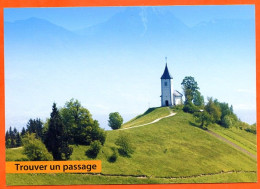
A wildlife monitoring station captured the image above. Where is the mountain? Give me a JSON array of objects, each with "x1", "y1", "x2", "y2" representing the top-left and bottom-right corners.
[
  {"x1": 4, "y1": 17, "x2": 84, "y2": 62},
  {"x1": 4, "y1": 17, "x2": 81, "y2": 46},
  {"x1": 4, "y1": 8, "x2": 254, "y2": 54}
]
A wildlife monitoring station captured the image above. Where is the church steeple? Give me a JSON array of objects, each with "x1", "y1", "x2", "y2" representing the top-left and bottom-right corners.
[
  {"x1": 160, "y1": 63, "x2": 173, "y2": 79},
  {"x1": 160, "y1": 58, "x2": 173, "y2": 107}
]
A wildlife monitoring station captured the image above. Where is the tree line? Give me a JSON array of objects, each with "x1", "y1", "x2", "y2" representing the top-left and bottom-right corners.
[
  {"x1": 5, "y1": 99, "x2": 107, "y2": 161},
  {"x1": 180, "y1": 76, "x2": 256, "y2": 133},
  {"x1": 6, "y1": 98, "x2": 131, "y2": 162}
]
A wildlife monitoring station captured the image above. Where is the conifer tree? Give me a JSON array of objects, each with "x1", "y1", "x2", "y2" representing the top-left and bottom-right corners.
[
  {"x1": 45, "y1": 103, "x2": 73, "y2": 160},
  {"x1": 16, "y1": 133, "x2": 22, "y2": 147},
  {"x1": 21, "y1": 127, "x2": 26, "y2": 136},
  {"x1": 26, "y1": 118, "x2": 43, "y2": 139}
]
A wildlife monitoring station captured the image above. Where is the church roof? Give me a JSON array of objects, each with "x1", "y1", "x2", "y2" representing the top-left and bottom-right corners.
[
  {"x1": 173, "y1": 90, "x2": 183, "y2": 97},
  {"x1": 161, "y1": 64, "x2": 173, "y2": 79}
]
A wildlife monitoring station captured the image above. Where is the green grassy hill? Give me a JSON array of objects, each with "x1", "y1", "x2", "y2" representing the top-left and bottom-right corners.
[
  {"x1": 6, "y1": 107, "x2": 257, "y2": 185},
  {"x1": 122, "y1": 107, "x2": 171, "y2": 128}
]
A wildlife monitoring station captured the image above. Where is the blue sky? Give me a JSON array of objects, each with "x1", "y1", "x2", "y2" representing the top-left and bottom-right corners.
[{"x1": 4, "y1": 5, "x2": 256, "y2": 131}]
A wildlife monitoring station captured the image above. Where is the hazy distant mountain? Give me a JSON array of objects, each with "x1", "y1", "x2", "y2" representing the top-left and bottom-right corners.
[
  {"x1": 76, "y1": 7, "x2": 189, "y2": 37},
  {"x1": 4, "y1": 17, "x2": 82, "y2": 53},
  {"x1": 4, "y1": 7, "x2": 254, "y2": 51}
]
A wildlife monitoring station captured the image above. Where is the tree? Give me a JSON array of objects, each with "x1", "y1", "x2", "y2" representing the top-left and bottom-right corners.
[
  {"x1": 85, "y1": 140, "x2": 102, "y2": 159},
  {"x1": 21, "y1": 127, "x2": 26, "y2": 136},
  {"x1": 193, "y1": 90, "x2": 204, "y2": 107},
  {"x1": 60, "y1": 99, "x2": 106, "y2": 145},
  {"x1": 15, "y1": 133, "x2": 22, "y2": 147},
  {"x1": 22, "y1": 133, "x2": 53, "y2": 161},
  {"x1": 183, "y1": 100, "x2": 199, "y2": 113},
  {"x1": 5, "y1": 127, "x2": 22, "y2": 148},
  {"x1": 108, "y1": 112, "x2": 123, "y2": 130},
  {"x1": 222, "y1": 115, "x2": 233, "y2": 128},
  {"x1": 45, "y1": 103, "x2": 73, "y2": 160},
  {"x1": 181, "y1": 76, "x2": 199, "y2": 103},
  {"x1": 204, "y1": 97, "x2": 222, "y2": 123},
  {"x1": 26, "y1": 118, "x2": 43, "y2": 140},
  {"x1": 5, "y1": 130, "x2": 11, "y2": 148},
  {"x1": 193, "y1": 111, "x2": 211, "y2": 129},
  {"x1": 115, "y1": 133, "x2": 134, "y2": 157}
]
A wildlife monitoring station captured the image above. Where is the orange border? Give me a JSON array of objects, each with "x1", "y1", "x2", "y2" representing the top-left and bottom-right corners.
[{"x1": 0, "y1": 0, "x2": 259, "y2": 189}]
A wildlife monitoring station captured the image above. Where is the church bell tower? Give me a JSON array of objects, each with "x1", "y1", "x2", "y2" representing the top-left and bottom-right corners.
[{"x1": 161, "y1": 58, "x2": 173, "y2": 107}]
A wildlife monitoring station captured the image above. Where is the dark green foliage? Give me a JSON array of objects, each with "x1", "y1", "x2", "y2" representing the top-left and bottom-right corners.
[
  {"x1": 45, "y1": 103, "x2": 73, "y2": 160},
  {"x1": 89, "y1": 120, "x2": 106, "y2": 145},
  {"x1": 86, "y1": 140, "x2": 102, "y2": 159},
  {"x1": 5, "y1": 127, "x2": 22, "y2": 148},
  {"x1": 26, "y1": 118, "x2": 43, "y2": 140},
  {"x1": 108, "y1": 147, "x2": 118, "y2": 163},
  {"x1": 16, "y1": 133, "x2": 22, "y2": 147},
  {"x1": 22, "y1": 133, "x2": 53, "y2": 161},
  {"x1": 21, "y1": 127, "x2": 26, "y2": 136},
  {"x1": 5, "y1": 130, "x2": 10, "y2": 148},
  {"x1": 181, "y1": 76, "x2": 199, "y2": 103},
  {"x1": 108, "y1": 112, "x2": 123, "y2": 130},
  {"x1": 115, "y1": 133, "x2": 135, "y2": 157},
  {"x1": 183, "y1": 101, "x2": 199, "y2": 113},
  {"x1": 237, "y1": 122, "x2": 256, "y2": 134},
  {"x1": 60, "y1": 99, "x2": 106, "y2": 145},
  {"x1": 245, "y1": 126, "x2": 256, "y2": 134}
]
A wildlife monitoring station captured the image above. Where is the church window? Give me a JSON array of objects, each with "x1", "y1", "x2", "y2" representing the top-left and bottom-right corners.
[{"x1": 164, "y1": 82, "x2": 167, "y2": 86}]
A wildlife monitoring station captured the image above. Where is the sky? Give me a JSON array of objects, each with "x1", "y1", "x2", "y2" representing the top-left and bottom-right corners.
[
  {"x1": 4, "y1": 5, "x2": 256, "y2": 131},
  {"x1": 4, "y1": 6, "x2": 255, "y2": 30}
]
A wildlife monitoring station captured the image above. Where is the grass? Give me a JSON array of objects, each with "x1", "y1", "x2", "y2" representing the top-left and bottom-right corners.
[
  {"x1": 6, "y1": 108, "x2": 257, "y2": 185},
  {"x1": 122, "y1": 107, "x2": 171, "y2": 128},
  {"x1": 6, "y1": 147, "x2": 27, "y2": 161},
  {"x1": 6, "y1": 171, "x2": 257, "y2": 185},
  {"x1": 208, "y1": 124, "x2": 257, "y2": 155}
]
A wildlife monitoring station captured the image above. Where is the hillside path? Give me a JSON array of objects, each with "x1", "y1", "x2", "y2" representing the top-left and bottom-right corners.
[
  {"x1": 120, "y1": 108, "x2": 176, "y2": 130},
  {"x1": 206, "y1": 130, "x2": 257, "y2": 160}
]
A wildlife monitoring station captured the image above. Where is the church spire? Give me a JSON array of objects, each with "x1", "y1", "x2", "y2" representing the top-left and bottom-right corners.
[{"x1": 161, "y1": 58, "x2": 173, "y2": 79}]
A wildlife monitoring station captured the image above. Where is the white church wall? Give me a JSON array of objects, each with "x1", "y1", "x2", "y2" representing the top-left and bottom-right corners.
[
  {"x1": 174, "y1": 97, "x2": 182, "y2": 105},
  {"x1": 161, "y1": 79, "x2": 172, "y2": 106}
]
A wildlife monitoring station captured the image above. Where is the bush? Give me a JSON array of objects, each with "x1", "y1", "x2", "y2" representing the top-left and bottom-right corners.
[
  {"x1": 193, "y1": 111, "x2": 211, "y2": 129},
  {"x1": 86, "y1": 140, "x2": 102, "y2": 159},
  {"x1": 222, "y1": 115, "x2": 233, "y2": 128},
  {"x1": 245, "y1": 127, "x2": 256, "y2": 134},
  {"x1": 115, "y1": 133, "x2": 134, "y2": 157},
  {"x1": 183, "y1": 101, "x2": 199, "y2": 113},
  {"x1": 172, "y1": 105, "x2": 184, "y2": 111},
  {"x1": 22, "y1": 133, "x2": 53, "y2": 161},
  {"x1": 108, "y1": 112, "x2": 123, "y2": 130},
  {"x1": 108, "y1": 148, "x2": 118, "y2": 163}
]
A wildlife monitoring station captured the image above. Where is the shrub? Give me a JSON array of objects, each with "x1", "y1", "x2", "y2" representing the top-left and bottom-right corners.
[
  {"x1": 183, "y1": 101, "x2": 199, "y2": 113},
  {"x1": 22, "y1": 133, "x2": 53, "y2": 161},
  {"x1": 222, "y1": 115, "x2": 233, "y2": 128},
  {"x1": 193, "y1": 111, "x2": 211, "y2": 129},
  {"x1": 115, "y1": 133, "x2": 134, "y2": 157},
  {"x1": 108, "y1": 112, "x2": 123, "y2": 130},
  {"x1": 172, "y1": 105, "x2": 184, "y2": 111},
  {"x1": 245, "y1": 127, "x2": 256, "y2": 134},
  {"x1": 108, "y1": 148, "x2": 118, "y2": 163},
  {"x1": 86, "y1": 140, "x2": 102, "y2": 159}
]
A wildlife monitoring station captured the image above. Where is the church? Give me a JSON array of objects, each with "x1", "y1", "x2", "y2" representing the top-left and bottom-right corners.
[{"x1": 160, "y1": 63, "x2": 183, "y2": 107}]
